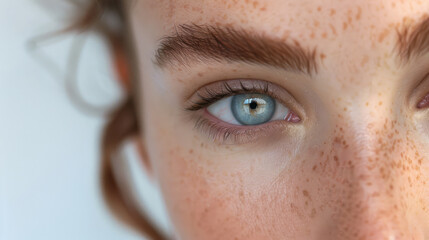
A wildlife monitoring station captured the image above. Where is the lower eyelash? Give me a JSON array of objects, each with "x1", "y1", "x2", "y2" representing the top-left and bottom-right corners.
[
  {"x1": 194, "y1": 118, "x2": 224, "y2": 142},
  {"x1": 194, "y1": 116, "x2": 242, "y2": 143},
  {"x1": 193, "y1": 111, "x2": 285, "y2": 144}
]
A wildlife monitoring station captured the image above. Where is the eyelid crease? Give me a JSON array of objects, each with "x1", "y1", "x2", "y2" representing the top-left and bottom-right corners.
[{"x1": 185, "y1": 79, "x2": 277, "y2": 111}]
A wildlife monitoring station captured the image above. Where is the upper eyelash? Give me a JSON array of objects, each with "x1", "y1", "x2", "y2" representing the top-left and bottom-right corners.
[{"x1": 185, "y1": 80, "x2": 271, "y2": 111}]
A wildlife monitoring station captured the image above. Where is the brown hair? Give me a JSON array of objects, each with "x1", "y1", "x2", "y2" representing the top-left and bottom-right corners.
[{"x1": 72, "y1": 1, "x2": 167, "y2": 239}]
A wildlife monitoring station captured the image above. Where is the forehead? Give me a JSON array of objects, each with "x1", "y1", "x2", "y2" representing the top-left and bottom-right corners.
[
  {"x1": 150, "y1": 0, "x2": 429, "y2": 36},
  {"x1": 137, "y1": 0, "x2": 429, "y2": 86}
]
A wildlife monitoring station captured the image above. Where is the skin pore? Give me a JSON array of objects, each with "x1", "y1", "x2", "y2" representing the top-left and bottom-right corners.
[{"x1": 126, "y1": 0, "x2": 429, "y2": 239}]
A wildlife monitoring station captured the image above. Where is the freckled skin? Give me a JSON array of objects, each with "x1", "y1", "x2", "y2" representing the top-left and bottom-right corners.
[{"x1": 130, "y1": 0, "x2": 429, "y2": 239}]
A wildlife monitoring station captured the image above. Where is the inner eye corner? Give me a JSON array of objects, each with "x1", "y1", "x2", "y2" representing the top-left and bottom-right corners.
[
  {"x1": 416, "y1": 94, "x2": 429, "y2": 109},
  {"x1": 285, "y1": 110, "x2": 302, "y2": 123}
]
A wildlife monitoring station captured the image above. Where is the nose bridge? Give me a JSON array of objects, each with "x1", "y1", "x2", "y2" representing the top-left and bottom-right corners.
[
  {"x1": 350, "y1": 117, "x2": 400, "y2": 196},
  {"x1": 334, "y1": 103, "x2": 401, "y2": 193},
  {"x1": 323, "y1": 105, "x2": 424, "y2": 239}
]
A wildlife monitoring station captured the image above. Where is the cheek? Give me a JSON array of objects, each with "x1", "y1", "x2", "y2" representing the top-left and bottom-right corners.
[
  {"x1": 155, "y1": 149, "x2": 319, "y2": 240},
  {"x1": 145, "y1": 120, "x2": 322, "y2": 240}
]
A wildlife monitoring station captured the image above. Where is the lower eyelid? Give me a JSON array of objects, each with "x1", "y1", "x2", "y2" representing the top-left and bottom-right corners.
[{"x1": 195, "y1": 111, "x2": 291, "y2": 144}]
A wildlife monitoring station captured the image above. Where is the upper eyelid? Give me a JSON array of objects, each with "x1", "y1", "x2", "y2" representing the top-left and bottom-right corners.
[
  {"x1": 185, "y1": 79, "x2": 302, "y2": 117},
  {"x1": 185, "y1": 79, "x2": 276, "y2": 111}
]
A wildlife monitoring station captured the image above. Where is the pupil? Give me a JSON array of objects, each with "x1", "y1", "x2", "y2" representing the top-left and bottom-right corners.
[{"x1": 249, "y1": 100, "x2": 258, "y2": 110}]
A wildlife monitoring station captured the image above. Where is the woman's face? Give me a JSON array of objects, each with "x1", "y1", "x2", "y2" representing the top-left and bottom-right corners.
[{"x1": 129, "y1": 0, "x2": 429, "y2": 239}]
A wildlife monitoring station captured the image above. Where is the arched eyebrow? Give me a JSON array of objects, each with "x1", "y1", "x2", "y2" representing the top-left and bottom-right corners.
[
  {"x1": 396, "y1": 16, "x2": 429, "y2": 65},
  {"x1": 153, "y1": 24, "x2": 319, "y2": 75}
]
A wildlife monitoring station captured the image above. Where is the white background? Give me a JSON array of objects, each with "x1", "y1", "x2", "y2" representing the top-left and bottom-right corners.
[{"x1": 0, "y1": 1, "x2": 170, "y2": 239}]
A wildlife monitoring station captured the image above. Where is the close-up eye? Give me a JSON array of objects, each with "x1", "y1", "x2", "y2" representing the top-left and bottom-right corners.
[
  {"x1": 207, "y1": 93, "x2": 298, "y2": 125},
  {"x1": 185, "y1": 79, "x2": 303, "y2": 143}
]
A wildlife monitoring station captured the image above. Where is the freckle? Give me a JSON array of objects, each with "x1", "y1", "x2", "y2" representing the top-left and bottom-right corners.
[
  {"x1": 314, "y1": 20, "x2": 320, "y2": 27},
  {"x1": 329, "y1": 24, "x2": 337, "y2": 35},
  {"x1": 365, "y1": 102, "x2": 369, "y2": 106},
  {"x1": 343, "y1": 107, "x2": 347, "y2": 111},
  {"x1": 189, "y1": 149, "x2": 194, "y2": 154},
  {"x1": 312, "y1": 165, "x2": 318, "y2": 171},
  {"x1": 260, "y1": 7, "x2": 266, "y2": 11},
  {"x1": 252, "y1": 1, "x2": 259, "y2": 8},
  {"x1": 356, "y1": 6, "x2": 362, "y2": 20},
  {"x1": 361, "y1": 55, "x2": 369, "y2": 67},
  {"x1": 302, "y1": 190, "x2": 311, "y2": 199},
  {"x1": 378, "y1": 28, "x2": 390, "y2": 43},
  {"x1": 317, "y1": 6, "x2": 322, "y2": 11},
  {"x1": 343, "y1": 22, "x2": 348, "y2": 30},
  {"x1": 310, "y1": 32, "x2": 315, "y2": 39},
  {"x1": 329, "y1": 9, "x2": 336, "y2": 16},
  {"x1": 321, "y1": 32, "x2": 327, "y2": 38},
  {"x1": 310, "y1": 208, "x2": 317, "y2": 218},
  {"x1": 320, "y1": 53, "x2": 326, "y2": 60},
  {"x1": 379, "y1": 101, "x2": 383, "y2": 106},
  {"x1": 372, "y1": 192, "x2": 380, "y2": 198},
  {"x1": 334, "y1": 156, "x2": 339, "y2": 165}
]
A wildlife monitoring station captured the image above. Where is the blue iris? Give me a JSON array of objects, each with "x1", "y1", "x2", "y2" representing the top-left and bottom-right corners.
[{"x1": 231, "y1": 94, "x2": 276, "y2": 125}]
